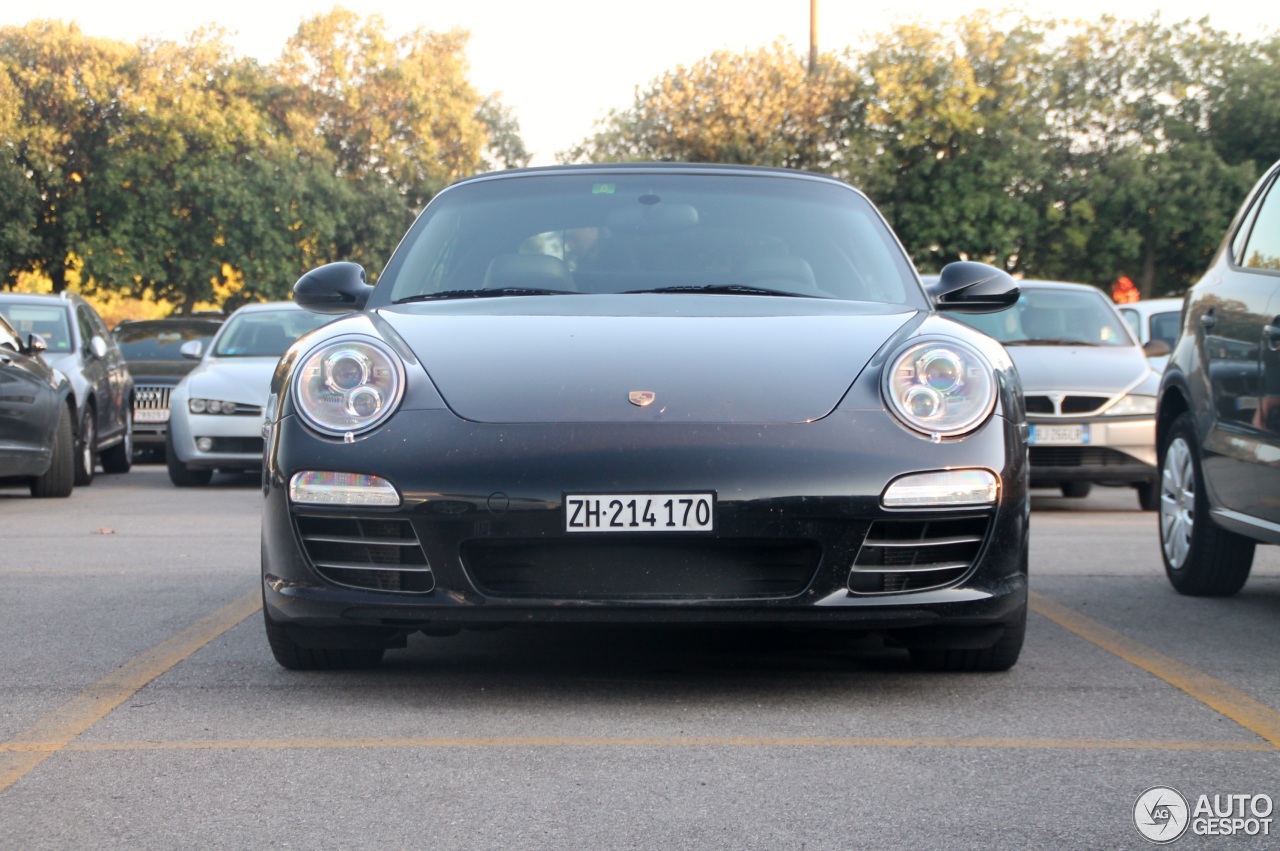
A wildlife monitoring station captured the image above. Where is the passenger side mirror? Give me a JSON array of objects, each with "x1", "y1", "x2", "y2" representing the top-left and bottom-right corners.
[
  {"x1": 180, "y1": 340, "x2": 204, "y2": 360},
  {"x1": 926, "y1": 262, "x2": 1020, "y2": 314},
  {"x1": 293, "y1": 262, "x2": 373, "y2": 314},
  {"x1": 24, "y1": 334, "x2": 47, "y2": 356},
  {"x1": 1142, "y1": 339, "x2": 1172, "y2": 357}
]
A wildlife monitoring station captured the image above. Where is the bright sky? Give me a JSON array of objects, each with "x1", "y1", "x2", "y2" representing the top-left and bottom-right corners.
[{"x1": 2, "y1": 1, "x2": 1273, "y2": 165}]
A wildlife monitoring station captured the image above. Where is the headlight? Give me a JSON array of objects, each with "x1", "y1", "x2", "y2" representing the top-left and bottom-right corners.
[
  {"x1": 293, "y1": 336, "x2": 405, "y2": 437},
  {"x1": 1104, "y1": 394, "x2": 1157, "y2": 416},
  {"x1": 882, "y1": 339, "x2": 997, "y2": 438}
]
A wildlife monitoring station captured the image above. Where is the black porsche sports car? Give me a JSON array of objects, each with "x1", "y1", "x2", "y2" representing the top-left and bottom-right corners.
[{"x1": 261, "y1": 164, "x2": 1030, "y2": 671}]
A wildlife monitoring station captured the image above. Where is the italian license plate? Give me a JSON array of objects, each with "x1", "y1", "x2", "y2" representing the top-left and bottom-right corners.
[
  {"x1": 134, "y1": 408, "x2": 170, "y2": 424},
  {"x1": 1029, "y1": 424, "x2": 1089, "y2": 445},
  {"x1": 565, "y1": 493, "x2": 715, "y2": 533}
]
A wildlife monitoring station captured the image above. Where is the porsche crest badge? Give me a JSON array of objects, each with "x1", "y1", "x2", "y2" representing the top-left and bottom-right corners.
[{"x1": 628, "y1": 391, "x2": 656, "y2": 407}]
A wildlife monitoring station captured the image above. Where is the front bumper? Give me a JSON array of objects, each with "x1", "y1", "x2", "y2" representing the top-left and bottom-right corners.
[
  {"x1": 169, "y1": 408, "x2": 266, "y2": 470},
  {"x1": 1028, "y1": 416, "x2": 1156, "y2": 486},
  {"x1": 262, "y1": 409, "x2": 1030, "y2": 637}
]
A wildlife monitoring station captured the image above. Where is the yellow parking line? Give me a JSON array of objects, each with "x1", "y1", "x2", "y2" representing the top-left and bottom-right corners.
[
  {"x1": 1030, "y1": 591, "x2": 1280, "y2": 748},
  {"x1": 0, "y1": 736, "x2": 1268, "y2": 754},
  {"x1": 0, "y1": 589, "x2": 261, "y2": 794}
]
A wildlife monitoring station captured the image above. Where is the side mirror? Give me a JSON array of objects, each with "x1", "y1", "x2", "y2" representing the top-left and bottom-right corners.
[
  {"x1": 293, "y1": 262, "x2": 373, "y2": 314},
  {"x1": 89, "y1": 336, "x2": 109, "y2": 359},
  {"x1": 1143, "y1": 338, "x2": 1172, "y2": 357},
  {"x1": 926, "y1": 262, "x2": 1020, "y2": 314},
  {"x1": 180, "y1": 340, "x2": 204, "y2": 360},
  {"x1": 24, "y1": 334, "x2": 47, "y2": 356}
]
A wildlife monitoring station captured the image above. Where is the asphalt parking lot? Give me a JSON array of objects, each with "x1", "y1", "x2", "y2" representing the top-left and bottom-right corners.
[{"x1": 1, "y1": 466, "x2": 1277, "y2": 849}]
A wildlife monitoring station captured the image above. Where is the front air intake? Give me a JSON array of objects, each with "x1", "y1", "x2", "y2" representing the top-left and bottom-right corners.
[
  {"x1": 293, "y1": 513, "x2": 434, "y2": 593},
  {"x1": 848, "y1": 514, "x2": 991, "y2": 595}
]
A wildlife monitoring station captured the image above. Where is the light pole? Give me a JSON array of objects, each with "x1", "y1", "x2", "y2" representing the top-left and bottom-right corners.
[{"x1": 809, "y1": 0, "x2": 818, "y2": 75}]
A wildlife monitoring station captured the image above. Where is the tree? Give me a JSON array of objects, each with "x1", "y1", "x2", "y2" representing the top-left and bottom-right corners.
[{"x1": 561, "y1": 41, "x2": 861, "y2": 171}]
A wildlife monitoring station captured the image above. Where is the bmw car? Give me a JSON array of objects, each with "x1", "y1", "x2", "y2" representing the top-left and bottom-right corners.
[{"x1": 261, "y1": 164, "x2": 1030, "y2": 671}]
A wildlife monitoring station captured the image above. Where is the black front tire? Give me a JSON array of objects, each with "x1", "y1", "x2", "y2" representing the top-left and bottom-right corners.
[
  {"x1": 909, "y1": 604, "x2": 1027, "y2": 672},
  {"x1": 1159, "y1": 413, "x2": 1255, "y2": 596},
  {"x1": 264, "y1": 611, "x2": 386, "y2": 671},
  {"x1": 30, "y1": 405, "x2": 75, "y2": 498},
  {"x1": 166, "y1": 429, "x2": 213, "y2": 487},
  {"x1": 100, "y1": 410, "x2": 133, "y2": 474},
  {"x1": 1060, "y1": 481, "x2": 1091, "y2": 498},
  {"x1": 74, "y1": 408, "x2": 96, "y2": 486}
]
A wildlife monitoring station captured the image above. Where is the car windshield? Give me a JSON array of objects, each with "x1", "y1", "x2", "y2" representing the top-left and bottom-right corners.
[
  {"x1": 213, "y1": 310, "x2": 333, "y2": 358},
  {"x1": 114, "y1": 321, "x2": 221, "y2": 360},
  {"x1": 0, "y1": 303, "x2": 73, "y2": 353},
  {"x1": 379, "y1": 172, "x2": 925, "y2": 308},
  {"x1": 952, "y1": 287, "x2": 1135, "y2": 347}
]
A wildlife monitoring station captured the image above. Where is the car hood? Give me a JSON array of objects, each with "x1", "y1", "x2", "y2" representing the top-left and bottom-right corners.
[
  {"x1": 1004, "y1": 345, "x2": 1153, "y2": 394},
  {"x1": 181, "y1": 357, "x2": 279, "y2": 406},
  {"x1": 123, "y1": 359, "x2": 197, "y2": 383},
  {"x1": 378, "y1": 296, "x2": 917, "y2": 424}
]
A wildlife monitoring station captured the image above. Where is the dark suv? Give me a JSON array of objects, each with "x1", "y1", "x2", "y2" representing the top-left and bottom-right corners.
[{"x1": 1156, "y1": 158, "x2": 1280, "y2": 595}]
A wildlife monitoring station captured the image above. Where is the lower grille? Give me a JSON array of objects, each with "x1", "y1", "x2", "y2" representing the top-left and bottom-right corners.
[
  {"x1": 1030, "y1": 447, "x2": 1138, "y2": 467},
  {"x1": 464, "y1": 539, "x2": 820, "y2": 599},
  {"x1": 294, "y1": 514, "x2": 434, "y2": 593},
  {"x1": 206, "y1": 437, "x2": 265, "y2": 454},
  {"x1": 848, "y1": 514, "x2": 991, "y2": 595}
]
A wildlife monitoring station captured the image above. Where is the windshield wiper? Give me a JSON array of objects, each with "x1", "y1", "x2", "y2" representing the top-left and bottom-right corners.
[
  {"x1": 1005, "y1": 339, "x2": 1101, "y2": 346},
  {"x1": 395, "y1": 287, "x2": 578, "y2": 303},
  {"x1": 622, "y1": 284, "x2": 813, "y2": 297}
]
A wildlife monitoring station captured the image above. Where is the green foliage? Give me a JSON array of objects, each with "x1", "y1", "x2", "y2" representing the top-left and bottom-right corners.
[{"x1": 0, "y1": 11, "x2": 523, "y2": 309}]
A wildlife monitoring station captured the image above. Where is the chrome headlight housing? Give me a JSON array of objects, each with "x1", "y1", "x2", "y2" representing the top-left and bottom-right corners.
[
  {"x1": 292, "y1": 336, "x2": 405, "y2": 437},
  {"x1": 882, "y1": 338, "x2": 997, "y2": 438}
]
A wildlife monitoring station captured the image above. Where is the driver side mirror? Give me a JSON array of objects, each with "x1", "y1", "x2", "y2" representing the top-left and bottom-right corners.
[
  {"x1": 180, "y1": 340, "x2": 204, "y2": 360},
  {"x1": 926, "y1": 262, "x2": 1020, "y2": 314},
  {"x1": 89, "y1": 336, "x2": 108, "y2": 359},
  {"x1": 23, "y1": 334, "x2": 47, "y2": 357},
  {"x1": 1143, "y1": 338, "x2": 1172, "y2": 357},
  {"x1": 293, "y1": 262, "x2": 373, "y2": 314}
]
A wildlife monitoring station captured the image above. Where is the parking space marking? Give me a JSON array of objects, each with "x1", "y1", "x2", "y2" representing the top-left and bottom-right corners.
[
  {"x1": 1030, "y1": 590, "x2": 1280, "y2": 747},
  {"x1": 2, "y1": 736, "x2": 1267, "y2": 753},
  {"x1": 0, "y1": 589, "x2": 260, "y2": 794}
]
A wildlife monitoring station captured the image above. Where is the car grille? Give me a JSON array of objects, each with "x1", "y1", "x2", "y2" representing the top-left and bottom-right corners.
[
  {"x1": 134, "y1": 385, "x2": 171, "y2": 412},
  {"x1": 463, "y1": 539, "x2": 820, "y2": 599},
  {"x1": 1030, "y1": 447, "x2": 1140, "y2": 467},
  {"x1": 294, "y1": 514, "x2": 435, "y2": 593},
  {"x1": 847, "y1": 514, "x2": 991, "y2": 595},
  {"x1": 1025, "y1": 395, "x2": 1112, "y2": 416}
]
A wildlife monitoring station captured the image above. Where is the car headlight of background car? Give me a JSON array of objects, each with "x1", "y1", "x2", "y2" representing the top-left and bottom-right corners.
[
  {"x1": 882, "y1": 338, "x2": 997, "y2": 439},
  {"x1": 1103, "y1": 394, "x2": 1157, "y2": 416},
  {"x1": 188, "y1": 398, "x2": 261, "y2": 415},
  {"x1": 292, "y1": 336, "x2": 406, "y2": 437}
]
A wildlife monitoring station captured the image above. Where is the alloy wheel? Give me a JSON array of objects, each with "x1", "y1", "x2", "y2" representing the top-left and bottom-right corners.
[{"x1": 1160, "y1": 436, "x2": 1195, "y2": 569}]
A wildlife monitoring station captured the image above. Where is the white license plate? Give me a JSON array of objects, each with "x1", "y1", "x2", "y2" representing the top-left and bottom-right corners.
[
  {"x1": 1030, "y1": 424, "x2": 1089, "y2": 445},
  {"x1": 565, "y1": 493, "x2": 715, "y2": 533},
  {"x1": 134, "y1": 409, "x2": 170, "y2": 424}
]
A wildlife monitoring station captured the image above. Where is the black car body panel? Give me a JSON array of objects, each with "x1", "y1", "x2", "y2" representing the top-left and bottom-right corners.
[
  {"x1": 0, "y1": 314, "x2": 72, "y2": 482},
  {"x1": 261, "y1": 164, "x2": 1030, "y2": 669}
]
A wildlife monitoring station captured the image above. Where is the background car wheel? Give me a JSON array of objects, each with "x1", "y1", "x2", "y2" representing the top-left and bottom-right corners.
[
  {"x1": 1135, "y1": 482, "x2": 1159, "y2": 511},
  {"x1": 29, "y1": 405, "x2": 75, "y2": 498},
  {"x1": 1160, "y1": 413, "x2": 1255, "y2": 596},
  {"x1": 165, "y1": 429, "x2": 212, "y2": 487},
  {"x1": 74, "y1": 408, "x2": 96, "y2": 486},
  {"x1": 908, "y1": 603, "x2": 1026, "y2": 672},
  {"x1": 100, "y1": 410, "x2": 133, "y2": 474},
  {"x1": 263, "y1": 611, "x2": 386, "y2": 671},
  {"x1": 1060, "y1": 481, "x2": 1091, "y2": 498}
]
